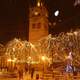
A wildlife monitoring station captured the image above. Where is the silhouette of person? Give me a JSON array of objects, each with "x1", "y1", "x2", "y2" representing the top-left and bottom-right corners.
[
  {"x1": 36, "y1": 74, "x2": 39, "y2": 80},
  {"x1": 31, "y1": 67, "x2": 35, "y2": 79},
  {"x1": 18, "y1": 69, "x2": 23, "y2": 80}
]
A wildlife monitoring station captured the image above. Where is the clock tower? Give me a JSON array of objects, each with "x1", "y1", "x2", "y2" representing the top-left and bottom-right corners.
[{"x1": 29, "y1": 0, "x2": 48, "y2": 43}]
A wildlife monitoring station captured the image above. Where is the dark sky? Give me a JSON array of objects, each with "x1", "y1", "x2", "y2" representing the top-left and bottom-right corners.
[
  {"x1": 44, "y1": 0, "x2": 80, "y2": 34},
  {"x1": 0, "y1": 0, "x2": 29, "y2": 44},
  {"x1": 0, "y1": 0, "x2": 80, "y2": 44}
]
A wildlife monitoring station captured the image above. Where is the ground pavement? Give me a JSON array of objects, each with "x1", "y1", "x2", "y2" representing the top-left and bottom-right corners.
[{"x1": 0, "y1": 71, "x2": 43, "y2": 80}]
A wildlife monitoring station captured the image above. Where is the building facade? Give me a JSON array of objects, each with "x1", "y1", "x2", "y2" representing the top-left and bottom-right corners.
[{"x1": 29, "y1": 1, "x2": 49, "y2": 43}]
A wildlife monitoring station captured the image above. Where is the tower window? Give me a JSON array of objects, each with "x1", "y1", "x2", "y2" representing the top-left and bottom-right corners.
[
  {"x1": 37, "y1": 23, "x2": 41, "y2": 29},
  {"x1": 32, "y1": 23, "x2": 36, "y2": 29},
  {"x1": 32, "y1": 23, "x2": 41, "y2": 29}
]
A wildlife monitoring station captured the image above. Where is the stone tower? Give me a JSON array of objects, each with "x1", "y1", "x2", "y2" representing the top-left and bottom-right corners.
[{"x1": 29, "y1": 0, "x2": 48, "y2": 43}]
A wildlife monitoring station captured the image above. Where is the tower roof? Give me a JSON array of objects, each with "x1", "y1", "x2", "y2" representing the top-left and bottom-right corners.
[{"x1": 29, "y1": 3, "x2": 48, "y2": 18}]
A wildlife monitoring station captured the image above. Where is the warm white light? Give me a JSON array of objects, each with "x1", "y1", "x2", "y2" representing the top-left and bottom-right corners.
[
  {"x1": 67, "y1": 32, "x2": 73, "y2": 36},
  {"x1": 37, "y1": 2, "x2": 40, "y2": 7},
  {"x1": 12, "y1": 48, "x2": 15, "y2": 51},
  {"x1": 7, "y1": 58, "x2": 17, "y2": 62},
  {"x1": 41, "y1": 56, "x2": 46, "y2": 61},
  {"x1": 28, "y1": 56, "x2": 31, "y2": 59},
  {"x1": 30, "y1": 43, "x2": 37, "y2": 52},
  {"x1": 7, "y1": 59, "x2": 12, "y2": 62},
  {"x1": 54, "y1": 10, "x2": 59, "y2": 16},
  {"x1": 53, "y1": 22, "x2": 56, "y2": 26},
  {"x1": 74, "y1": 31, "x2": 78, "y2": 35},
  {"x1": 14, "y1": 58, "x2": 17, "y2": 61},
  {"x1": 34, "y1": 12, "x2": 38, "y2": 15}
]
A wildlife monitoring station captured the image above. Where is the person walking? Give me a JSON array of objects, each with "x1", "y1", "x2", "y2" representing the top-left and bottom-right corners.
[
  {"x1": 18, "y1": 69, "x2": 23, "y2": 80},
  {"x1": 31, "y1": 67, "x2": 35, "y2": 79},
  {"x1": 36, "y1": 74, "x2": 39, "y2": 80}
]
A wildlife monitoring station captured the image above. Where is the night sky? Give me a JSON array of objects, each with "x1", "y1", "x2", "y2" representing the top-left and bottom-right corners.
[
  {"x1": 45, "y1": 0, "x2": 80, "y2": 34},
  {"x1": 0, "y1": 0, "x2": 29, "y2": 44},
  {"x1": 0, "y1": 0, "x2": 80, "y2": 44}
]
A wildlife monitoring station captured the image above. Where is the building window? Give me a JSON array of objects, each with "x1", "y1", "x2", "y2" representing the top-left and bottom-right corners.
[
  {"x1": 32, "y1": 23, "x2": 36, "y2": 29},
  {"x1": 32, "y1": 23, "x2": 41, "y2": 29},
  {"x1": 37, "y1": 23, "x2": 41, "y2": 29}
]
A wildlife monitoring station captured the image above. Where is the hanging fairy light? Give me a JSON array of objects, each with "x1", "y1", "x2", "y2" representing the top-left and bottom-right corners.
[{"x1": 5, "y1": 29, "x2": 80, "y2": 68}]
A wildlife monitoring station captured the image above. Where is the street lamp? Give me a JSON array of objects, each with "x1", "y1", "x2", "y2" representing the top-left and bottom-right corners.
[
  {"x1": 41, "y1": 56, "x2": 46, "y2": 62},
  {"x1": 7, "y1": 58, "x2": 17, "y2": 71},
  {"x1": 41, "y1": 55, "x2": 47, "y2": 78}
]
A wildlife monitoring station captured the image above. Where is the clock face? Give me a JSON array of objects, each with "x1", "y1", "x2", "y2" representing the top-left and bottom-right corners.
[
  {"x1": 34, "y1": 11, "x2": 39, "y2": 15},
  {"x1": 32, "y1": 7, "x2": 41, "y2": 16},
  {"x1": 32, "y1": 11, "x2": 40, "y2": 17}
]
